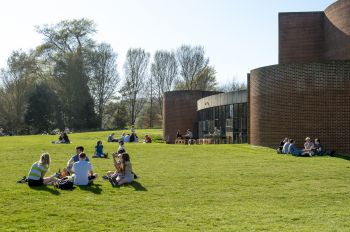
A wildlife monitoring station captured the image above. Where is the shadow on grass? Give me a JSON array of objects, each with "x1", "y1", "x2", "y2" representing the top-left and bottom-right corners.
[
  {"x1": 78, "y1": 184, "x2": 103, "y2": 194},
  {"x1": 333, "y1": 154, "x2": 350, "y2": 161},
  {"x1": 108, "y1": 179, "x2": 147, "y2": 191},
  {"x1": 29, "y1": 186, "x2": 60, "y2": 195}
]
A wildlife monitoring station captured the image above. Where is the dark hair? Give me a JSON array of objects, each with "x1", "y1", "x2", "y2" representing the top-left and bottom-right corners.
[
  {"x1": 119, "y1": 140, "x2": 124, "y2": 145},
  {"x1": 121, "y1": 153, "x2": 130, "y2": 175},
  {"x1": 97, "y1": 140, "x2": 102, "y2": 145},
  {"x1": 121, "y1": 153, "x2": 130, "y2": 162},
  {"x1": 289, "y1": 139, "x2": 294, "y2": 143},
  {"x1": 76, "y1": 146, "x2": 84, "y2": 152},
  {"x1": 79, "y1": 152, "x2": 87, "y2": 159},
  {"x1": 315, "y1": 138, "x2": 320, "y2": 143}
]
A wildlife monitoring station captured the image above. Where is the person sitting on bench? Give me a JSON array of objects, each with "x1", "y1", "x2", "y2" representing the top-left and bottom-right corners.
[
  {"x1": 176, "y1": 130, "x2": 182, "y2": 139},
  {"x1": 184, "y1": 129, "x2": 193, "y2": 139}
]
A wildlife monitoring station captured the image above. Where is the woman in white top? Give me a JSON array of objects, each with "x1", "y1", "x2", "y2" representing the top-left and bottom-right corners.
[{"x1": 115, "y1": 153, "x2": 134, "y2": 186}]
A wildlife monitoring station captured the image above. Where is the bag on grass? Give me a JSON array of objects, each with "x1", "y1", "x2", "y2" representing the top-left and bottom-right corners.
[{"x1": 55, "y1": 178, "x2": 74, "y2": 190}]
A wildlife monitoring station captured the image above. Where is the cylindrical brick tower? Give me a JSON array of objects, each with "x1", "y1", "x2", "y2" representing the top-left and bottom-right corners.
[
  {"x1": 163, "y1": 90, "x2": 221, "y2": 143},
  {"x1": 249, "y1": 61, "x2": 350, "y2": 154},
  {"x1": 324, "y1": 0, "x2": 350, "y2": 60}
]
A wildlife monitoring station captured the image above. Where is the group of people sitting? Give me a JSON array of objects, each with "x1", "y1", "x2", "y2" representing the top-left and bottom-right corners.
[
  {"x1": 277, "y1": 137, "x2": 334, "y2": 157},
  {"x1": 176, "y1": 129, "x2": 193, "y2": 139},
  {"x1": 108, "y1": 127, "x2": 152, "y2": 143},
  {"x1": 24, "y1": 142, "x2": 136, "y2": 189},
  {"x1": 51, "y1": 132, "x2": 70, "y2": 144}
]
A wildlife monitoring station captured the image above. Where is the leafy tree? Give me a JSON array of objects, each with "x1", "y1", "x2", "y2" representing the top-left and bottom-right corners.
[
  {"x1": 36, "y1": 18, "x2": 98, "y2": 129},
  {"x1": 0, "y1": 50, "x2": 39, "y2": 133},
  {"x1": 103, "y1": 101, "x2": 128, "y2": 130},
  {"x1": 24, "y1": 82, "x2": 63, "y2": 133}
]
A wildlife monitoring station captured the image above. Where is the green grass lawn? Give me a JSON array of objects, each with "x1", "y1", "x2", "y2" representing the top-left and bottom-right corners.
[{"x1": 1, "y1": 129, "x2": 350, "y2": 231}]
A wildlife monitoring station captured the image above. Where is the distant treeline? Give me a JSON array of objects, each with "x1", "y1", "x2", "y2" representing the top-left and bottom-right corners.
[{"x1": 0, "y1": 18, "x2": 245, "y2": 135}]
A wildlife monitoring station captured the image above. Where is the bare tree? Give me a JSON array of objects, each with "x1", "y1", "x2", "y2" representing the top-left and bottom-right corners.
[
  {"x1": 151, "y1": 50, "x2": 178, "y2": 116},
  {"x1": 176, "y1": 65, "x2": 217, "y2": 91},
  {"x1": 219, "y1": 78, "x2": 247, "y2": 92},
  {"x1": 121, "y1": 48, "x2": 150, "y2": 125},
  {"x1": 88, "y1": 43, "x2": 120, "y2": 128},
  {"x1": 176, "y1": 45, "x2": 209, "y2": 90}
]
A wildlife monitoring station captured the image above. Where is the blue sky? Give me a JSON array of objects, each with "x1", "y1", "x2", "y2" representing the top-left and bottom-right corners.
[{"x1": 0, "y1": 0, "x2": 335, "y2": 84}]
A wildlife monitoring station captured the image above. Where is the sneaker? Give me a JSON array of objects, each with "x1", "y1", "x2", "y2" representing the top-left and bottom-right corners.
[
  {"x1": 102, "y1": 175, "x2": 109, "y2": 180},
  {"x1": 17, "y1": 176, "x2": 27, "y2": 183}
]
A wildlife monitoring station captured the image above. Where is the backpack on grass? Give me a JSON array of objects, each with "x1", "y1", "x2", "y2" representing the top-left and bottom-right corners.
[{"x1": 54, "y1": 178, "x2": 74, "y2": 190}]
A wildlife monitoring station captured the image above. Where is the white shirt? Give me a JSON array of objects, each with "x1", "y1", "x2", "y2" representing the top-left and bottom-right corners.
[{"x1": 72, "y1": 160, "x2": 93, "y2": 185}]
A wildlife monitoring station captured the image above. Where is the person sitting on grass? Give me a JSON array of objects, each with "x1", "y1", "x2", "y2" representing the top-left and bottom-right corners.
[
  {"x1": 27, "y1": 153, "x2": 58, "y2": 187},
  {"x1": 282, "y1": 139, "x2": 291, "y2": 154},
  {"x1": 118, "y1": 140, "x2": 126, "y2": 153},
  {"x1": 123, "y1": 133, "x2": 131, "y2": 142},
  {"x1": 108, "y1": 133, "x2": 118, "y2": 142},
  {"x1": 288, "y1": 139, "x2": 301, "y2": 156},
  {"x1": 113, "y1": 153, "x2": 134, "y2": 186},
  {"x1": 312, "y1": 138, "x2": 324, "y2": 156},
  {"x1": 52, "y1": 132, "x2": 70, "y2": 144},
  {"x1": 66, "y1": 146, "x2": 89, "y2": 174},
  {"x1": 103, "y1": 150, "x2": 124, "y2": 181},
  {"x1": 72, "y1": 153, "x2": 97, "y2": 186},
  {"x1": 302, "y1": 137, "x2": 314, "y2": 156},
  {"x1": 144, "y1": 134, "x2": 152, "y2": 143},
  {"x1": 277, "y1": 138, "x2": 288, "y2": 154},
  {"x1": 92, "y1": 141, "x2": 108, "y2": 158}
]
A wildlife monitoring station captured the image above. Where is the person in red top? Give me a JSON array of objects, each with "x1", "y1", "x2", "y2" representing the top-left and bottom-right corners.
[{"x1": 144, "y1": 134, "x2": 152, "y2": 143}]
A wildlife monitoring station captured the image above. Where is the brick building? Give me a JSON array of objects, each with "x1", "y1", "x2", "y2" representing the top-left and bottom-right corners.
[{"x1": 249, "y1": 0, "x2": 350, "y2": 154}]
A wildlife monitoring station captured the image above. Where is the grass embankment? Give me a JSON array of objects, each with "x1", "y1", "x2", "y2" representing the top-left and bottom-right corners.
[{"x1": 0, "y1": 129, "x2": 349, "y2": 231}]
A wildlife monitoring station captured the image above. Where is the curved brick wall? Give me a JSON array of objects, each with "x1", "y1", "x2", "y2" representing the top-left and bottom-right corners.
[
  {"x1": 279, "y1": 12, "x2": 324, "y2": 64},
  {"x1": 249, "y1": 61, "x2": 350, "y2": 154},
  {"x1": 163, "y1": 90, "x2": 221, "y2": 143},
  {"x1": 324, "y1": 0, "x2": 350, "y2": 60},
  {"x1": 279, "y1": 0, "x2": 350, "y2": 64}
]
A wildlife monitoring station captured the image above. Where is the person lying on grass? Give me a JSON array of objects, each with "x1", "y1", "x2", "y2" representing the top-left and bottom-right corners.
[
  {"x1": 27, "y1": 153, "x2": 58, "y2": 187},
  {"x1": 104, "y1": 152, "x2": 134, "y2": 186},
  {"x1": 71, "y1": 153, "x2": 97, "y2": 186},
  {"x1": 66, "y1": 146, "x2": 90, "y2": 174},
  {"x1": 92, "y1": 140, "x2": 108, "y2": 158}
]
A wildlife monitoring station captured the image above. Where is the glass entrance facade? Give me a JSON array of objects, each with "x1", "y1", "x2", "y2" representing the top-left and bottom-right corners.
[{"x1": 198, "y1": 102, "x2": 247, "y2": 143}]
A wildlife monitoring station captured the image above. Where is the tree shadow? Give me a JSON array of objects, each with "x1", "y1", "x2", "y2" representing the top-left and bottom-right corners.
[
  {"x1": 78, "y1": 184, "x2": 103, "y2": 194},
  {"x1": 29, "y1": 185, "x2": 61, "y2": 195}
]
